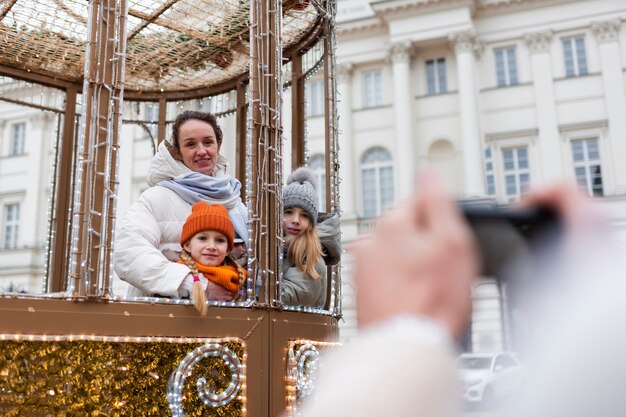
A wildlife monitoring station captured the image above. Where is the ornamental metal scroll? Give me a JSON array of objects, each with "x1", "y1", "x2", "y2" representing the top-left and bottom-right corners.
[
  {"x1": 167, "y1": 343, "x2": 243, "y2": 416},
  {"x1": 286, "y1": 340, "x2": 341, "y2": 415}
]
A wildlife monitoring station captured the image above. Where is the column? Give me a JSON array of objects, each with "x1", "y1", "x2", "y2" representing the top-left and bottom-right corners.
[
  {"x1": 525, "y1": 31, "x2": 562, "y2": 183},
  {"x1": 23, "y1": 113, "x2": 49, "y2": 248},
  {"x1": 391, "y1": 41, "x2": 414, "y2": 199},
  {"x1": 450, "y1": 31, "x2": 486, "y2": 197},
  {"x1": 336, "y1": 62, "x2": 357, "y2": 225},
  {"x1": 593, "y1": 19, "x2": 626, "y2": 193}
]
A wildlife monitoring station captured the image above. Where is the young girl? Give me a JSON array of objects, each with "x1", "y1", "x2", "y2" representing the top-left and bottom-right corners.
[
  {"x1": 178, "y1": 202, "x2": 246, "y2": 315},
  {"x1": 282, "y1": 167, "x2": 328, "y2": 308}
]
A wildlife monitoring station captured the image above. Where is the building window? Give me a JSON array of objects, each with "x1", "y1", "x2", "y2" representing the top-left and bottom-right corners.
[
  {"x1": 144, "y1": 103, "x2": 159, "y2": 139},
  {"x1": 3, "y1": 203, "x2": 19, "y2": 249},
  {"x1": 426, "y1": 58, "x2": 447, "y2": 95},
  {"x1": 562, "y1": 36, "x2": 588, "y2": 77},
  {"x1": 361, "y1": 147, "x2": 394, "y2": 218},
  {"x1": 502, "y1": 146, "x2": 530, "y2": 203},
  {"x1": 363, "y1": 69, "x2": 383, "y2": 108},
  {"x1": 484, "y1": 147, "x2": 496, "y2": 197},
  {"x1": 200, "y1": 96, "x2": 213, "y2": 112},
  {"x1": 307, "y1": 79, "x2": 324, "y2": 117},
  {"x1": 9, "y1": 122, "x2": 26, "y2": 156},
  {"x1": 571, "y1": 138, "x2": 603, "y2": 197},
  {"x1": 494, "y1": 47, "x2": 518, "y2": 87},
  {"x1": 308, "y1": 154, "x2": 326, "y2": 208}
]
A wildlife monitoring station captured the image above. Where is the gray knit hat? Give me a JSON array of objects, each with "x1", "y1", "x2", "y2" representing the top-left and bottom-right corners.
[{"x1": 283, "y1": 167, "x2": 319, "y2": 225}]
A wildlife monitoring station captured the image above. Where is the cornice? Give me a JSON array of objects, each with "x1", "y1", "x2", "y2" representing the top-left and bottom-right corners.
[
  {"x1": 337, "y1": 16, "x2": 385, "y2": 37},
  {"x1": 476, "y1": 0, "x2": 580, "y2": 17},
  {"x1": 370, "y1": 0, "x2": 475, "y2": 21},
  {"x1": 344, "y1": 0, "x2": 581, "y2": 24}
]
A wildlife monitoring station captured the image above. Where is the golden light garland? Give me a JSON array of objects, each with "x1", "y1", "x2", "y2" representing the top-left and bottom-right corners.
[
  {"x1": 0, "y1": 335, "x2": 245, "y2": 417},
  {"x1": 285, "y1": 339, "x2": 341, "y2": 416}
]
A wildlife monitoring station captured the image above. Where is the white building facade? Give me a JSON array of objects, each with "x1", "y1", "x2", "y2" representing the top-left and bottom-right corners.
[{"x1": 302, "y1": 0, "x2": 626, "y2": 349}]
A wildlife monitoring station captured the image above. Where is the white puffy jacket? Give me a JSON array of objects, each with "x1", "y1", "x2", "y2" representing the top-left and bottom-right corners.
[{"x1": 114, "y1": 141, "x2": 241, "y2": 298}]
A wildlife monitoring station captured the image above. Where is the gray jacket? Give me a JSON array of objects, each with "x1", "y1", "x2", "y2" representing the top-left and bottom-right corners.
[{"x1": 281, "y1": 213, "x2": 341, "y2": 308}]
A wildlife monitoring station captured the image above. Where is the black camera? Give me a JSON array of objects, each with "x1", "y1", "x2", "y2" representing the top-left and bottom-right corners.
[{"x1": 460, "y1": 202, "x2": 562, "y2": 281}]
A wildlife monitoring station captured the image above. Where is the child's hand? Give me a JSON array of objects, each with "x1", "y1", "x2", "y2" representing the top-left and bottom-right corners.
[{"x1": 205, "y1": 281, "x2": 235, "y2": 301}]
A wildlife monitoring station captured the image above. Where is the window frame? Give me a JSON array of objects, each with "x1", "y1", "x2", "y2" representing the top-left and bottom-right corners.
[
  {"x1": 494, "y1": 46, "x2": 518, "y2": 87},
  {"x1": 306, "y1": 79, "x2": 325, "y2": 117},
  {"x1": 425, "y1": 57, "x2": 447, "y2": 95},
  {"x1": 484, "y1": 147, "x2": 496, "y2": 197},
  {"x1": 9, "y1": 122, "x2": 26, "y2": 156},
  {"x1": 484, "y1": 137, "x2": 535, "y2": 203},
  {"x1": 561, "y1": 35, "x2": 588, "y2": 78},
  {"x1": 360, "y1": 147, "x2": 394, "y2": 218},
  {"x1": 501, "y1": 146, "x2": 530, "y2": 203},
  {"x1": 144, "y1": 103, "x2": 159, "y2": 138},
  {"x1": 570, "y1": 137, "x2": 604, "y2": 197},
  {"x1": 307, "y1": 154, "x2": 326, "y2": 208},
  {"x1": 362, "y1": 69, "x2": 383, "y2": 108},
  {"x1": 2, "y1": 202, "x2": 20, "y2": 249}
]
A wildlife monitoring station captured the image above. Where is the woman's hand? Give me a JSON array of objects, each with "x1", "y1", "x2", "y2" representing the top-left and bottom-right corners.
[
  {"x1": 162, "y1": 248, "x2": 180, "y2": 262},
  {"x1": 350, "y1": 173, "x2": 478, "y2": 339},
  {"x1": 205, "y1": 280, "x2": 235, "y2": 301}
]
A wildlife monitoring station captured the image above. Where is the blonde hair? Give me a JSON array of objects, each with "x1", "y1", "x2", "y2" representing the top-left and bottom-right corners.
[
  {"x1": 179, "y1": 249, "x2": 246, "y2": 315},
  {"x1": 286, "y1": 224, "x2": 324, "y2": 280}
]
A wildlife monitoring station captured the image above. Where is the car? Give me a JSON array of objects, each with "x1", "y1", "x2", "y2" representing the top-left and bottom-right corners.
[{"x1": 457, "y1": 351, "x2": 527, "y2": 407}]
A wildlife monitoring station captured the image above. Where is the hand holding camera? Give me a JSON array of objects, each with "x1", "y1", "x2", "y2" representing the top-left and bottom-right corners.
[{"x1": 351, "y1": 174, "x2": 600, "y2": 341}]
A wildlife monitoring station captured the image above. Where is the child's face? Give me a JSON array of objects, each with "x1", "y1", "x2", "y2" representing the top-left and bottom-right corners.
[
  {"x1": 284, "y1": 207, "x2": 310, "y2": 237},
  {"x1": 183, "y1": 230, "x2": 228, "y2": 266}
]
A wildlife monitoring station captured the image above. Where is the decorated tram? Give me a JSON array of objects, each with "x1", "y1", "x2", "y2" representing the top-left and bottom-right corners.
[{"x1": 0, "y1": 0, "x2": 341, "y2": 415}]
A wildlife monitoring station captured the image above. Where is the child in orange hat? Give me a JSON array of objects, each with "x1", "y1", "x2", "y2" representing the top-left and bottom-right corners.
[{"x1": 178, "y1": 202, "x2": 247, "y2": 315}]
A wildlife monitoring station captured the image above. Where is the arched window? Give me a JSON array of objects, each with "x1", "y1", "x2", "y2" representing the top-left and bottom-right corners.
[
  {"x1": 308, "y1": 154, "x2": 326, "y2": 210},
  {"x1": 360, "y1": 147, "x2": 394, "y2": 218}
]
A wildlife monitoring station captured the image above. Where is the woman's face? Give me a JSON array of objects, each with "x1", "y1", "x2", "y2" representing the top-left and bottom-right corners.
[
  {"x1": 183, "y1": 230, "x2": 228, "y2": 267},
  {"x1": 178, "y1": 119, "x2": 220, "y2": 175},
  {"x1": 284, "y1": 207, "x2": 311, "y2": 237}
]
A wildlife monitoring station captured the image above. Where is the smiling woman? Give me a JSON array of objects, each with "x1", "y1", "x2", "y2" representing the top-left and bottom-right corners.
[
  {"x1": 113, "y1": 111, "x2": 248, "y2": 300},
  {"x1": 172, "y1": 112, "x2": 222, "y2": 175}
]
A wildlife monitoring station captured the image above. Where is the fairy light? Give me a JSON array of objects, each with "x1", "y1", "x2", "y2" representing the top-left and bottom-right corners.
[
  {"x1": 2, "y1": 0, "x2": 343, "y2": 322},
  {"x1": 1, "y1": 334, "x2": 247, "y2": 416},
  {"x1": 167, "y1": 342, "x2": 246, "y2": 414},
  {"x1": 285, "y1": 339, "x2": 341, "y2": 416},
  {"x1": 323, "y1": 0, "x2": 341, "y2": 316},
  {"x1": 246, "y1": 0, "x2": 285, "y2": 307},
  {"x1": 66, "y1": 0, "x2": 92, "y2": 297},
  {"x1": 41, "y1": 105, "x2": 66, "y2": 293}
]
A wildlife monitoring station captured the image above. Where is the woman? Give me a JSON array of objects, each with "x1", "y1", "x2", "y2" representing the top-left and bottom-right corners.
[{"x1": 114, "y1": 110, "x2": 247, "y2": 299}]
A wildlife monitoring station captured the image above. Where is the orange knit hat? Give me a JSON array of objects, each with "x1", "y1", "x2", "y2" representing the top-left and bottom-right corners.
[{"x1": 180, "y1": 202, "x2": 234, "y2": 250}]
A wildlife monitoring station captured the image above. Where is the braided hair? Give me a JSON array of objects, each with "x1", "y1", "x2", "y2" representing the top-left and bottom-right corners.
[
  {"x1": 179, "y1": 249, "x2": 207, "y2": 315},
  {"x1": 179, "y1": 250, "x2": 247, "y2": 310}
]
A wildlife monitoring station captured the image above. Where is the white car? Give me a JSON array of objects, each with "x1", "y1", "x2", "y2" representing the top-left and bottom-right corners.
[{"x1": 458, "y1": 352, "x2": 526, "y2": 405}]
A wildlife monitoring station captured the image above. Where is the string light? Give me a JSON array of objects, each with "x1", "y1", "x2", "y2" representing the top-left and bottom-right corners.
[
  {"x1": 2, "y1": 0, "x2": 342, "y2": 347},
  {"x1": 285, "y1": 339, "x2": 341, "y2": 416},
  {"x1": 0, "y1": 334, "x2": 246, "y2": 416}
]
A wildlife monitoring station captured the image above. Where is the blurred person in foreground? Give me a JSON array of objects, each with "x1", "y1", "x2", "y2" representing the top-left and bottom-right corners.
[{"x1": 296, "y1": 172, "x2": 625, "y2": 417}]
